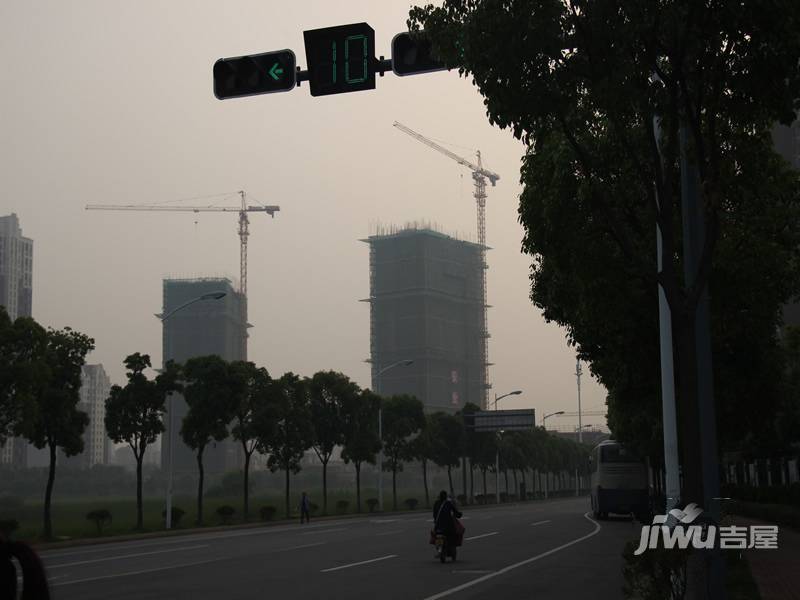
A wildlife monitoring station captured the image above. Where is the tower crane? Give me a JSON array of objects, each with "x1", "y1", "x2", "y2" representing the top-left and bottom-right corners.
[
  {"x1": 393, "y1": 121, "x2": 500, "y2": 408},
  {"x1": 86, "y1": 190, "x2": 279, "y2": 303}
]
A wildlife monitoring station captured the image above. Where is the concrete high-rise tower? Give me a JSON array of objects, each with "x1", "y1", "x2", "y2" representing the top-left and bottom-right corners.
[
  {"x1": 0, "y1": 213, "x2": 33, "y2": 467},
  {"x1": 363, "y1": 225, "x2": 488, "y2": 413}
]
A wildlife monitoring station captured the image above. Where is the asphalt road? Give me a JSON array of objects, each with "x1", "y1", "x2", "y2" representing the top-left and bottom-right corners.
[{"x1": 41, "y1": 496, "x2": 637, "y2": 599}]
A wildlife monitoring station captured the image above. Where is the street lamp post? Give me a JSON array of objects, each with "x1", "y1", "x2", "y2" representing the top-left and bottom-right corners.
[
  {"x1": 158, "y1": 291, "x2": 226, "y2": 530},
  {"x1": 574, "y1": 424, "x2": 591, "y2": 496},
  {"x1": 375, "y1": 359, "x2": 413, "y2": 512},
  {"x1": 492, "y1": 390, "x2": 522, "y2": 504},
  {"x1": 541, "y1": 411, "x2": 564, "y2": 499},
  {"x1": 576, "y1": 359, "x2": 583, "y2": 443}
]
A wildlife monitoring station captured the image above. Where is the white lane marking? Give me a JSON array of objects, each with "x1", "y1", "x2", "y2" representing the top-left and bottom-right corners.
[
  {"x1": 465, "y1": 532, "x2": 498, "y2": 541},
  {"x1": 370, "y1": 519, "x2": 400, "y2": 523},
  {"x1": 47, "y1": 544, "x2": 209, "y2": 568},
  {"x1": 375, "y1": 529, "x2": 404, "y2": 536},
  {"x1": 453, "y1": 570, "x2": 495, "y2": 574},
  {"x1": 51, "y1": 557, "x2": 222, "y2": 587},
  {"x1": 277, "y1": 542, "x2": 326, "y2": 552},
  {"x1": 530, "y1": 520, "x2": 551, "y2": 527},
  {"x1": 422, "y1": 513, "x2": 602, "y2": 600},
  {"x1": 41, "y1": 521, "x2": 344, "y2": 558},
  {"x1": 301, "y1": 527, "x2": 346, "y2": 536},
  {"x1": 321, "y1": 554, "x2": 397, "y2": 573}
]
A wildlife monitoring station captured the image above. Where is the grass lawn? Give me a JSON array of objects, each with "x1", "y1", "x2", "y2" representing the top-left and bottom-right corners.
[{"x1": 3, "y1": 487, "x2": 432, "y2": 542}]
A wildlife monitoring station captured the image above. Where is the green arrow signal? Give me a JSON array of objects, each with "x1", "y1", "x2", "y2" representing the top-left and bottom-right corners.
[{"x1": 268, "y1": 62, "x2": 284, "y2": 80}]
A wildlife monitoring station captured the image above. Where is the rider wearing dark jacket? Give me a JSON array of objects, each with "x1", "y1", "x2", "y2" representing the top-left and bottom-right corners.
[{"x1": 432, "y1": 490, "x2": 462, "y2": 539}]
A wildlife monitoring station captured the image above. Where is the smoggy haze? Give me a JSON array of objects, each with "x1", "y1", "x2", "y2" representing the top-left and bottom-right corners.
[{"x1": 0, "y1": 0, "x2": 607, "y2": 430}]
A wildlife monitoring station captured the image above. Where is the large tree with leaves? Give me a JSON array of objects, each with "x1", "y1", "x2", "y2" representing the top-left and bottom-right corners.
[
  {"x1": 410, "y1": 0, "x2": 800, "y2": 508},
  {"x1": 105, "y1": 353, "x2": 181, "y2": 530},
  {"x1": 341, "y1": 389, "x2": 382, "y2": 513},
  {"x1": 260, "y1": 372, "x2": 314, "y2": 519},
  {"x1": 14, "y1": 325, "x2": 94, "y2": 539},
  {"x1": 381, "y1": 394, "x2": 425, "y2": 510},
  {"x1": 229, "y1": 361, "x2": 271, "y2": 521},
  {"x1": 307, "y1": 371, "x2": 360, "y2": 515},
  {"x1": 428, "y1": 412, "x2": 463, "y2": 498},
  {"x1": 181, "y1": 355, "x2": 239, "y2": 525}
]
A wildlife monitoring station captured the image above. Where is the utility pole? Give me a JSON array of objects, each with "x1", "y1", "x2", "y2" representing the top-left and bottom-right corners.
[{"x1": 576, "y1": 359, "x2": 583, "y2": 443}]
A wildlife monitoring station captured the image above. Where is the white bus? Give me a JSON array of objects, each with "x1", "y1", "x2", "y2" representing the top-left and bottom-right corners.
[{"x1": 589, "y1": 440, "x2": 648, "y2": 519}]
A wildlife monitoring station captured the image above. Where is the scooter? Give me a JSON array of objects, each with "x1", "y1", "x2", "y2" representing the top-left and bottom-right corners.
[{"x1": 434, "y1": 533, "x2": 457, "y2": 563}]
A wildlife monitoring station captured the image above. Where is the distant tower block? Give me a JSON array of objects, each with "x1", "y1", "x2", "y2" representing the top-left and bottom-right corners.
[{"x1": 362, "y1": 224, "x2": 489, "y2": 413}]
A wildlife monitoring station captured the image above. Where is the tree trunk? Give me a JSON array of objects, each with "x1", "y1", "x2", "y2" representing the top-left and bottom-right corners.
[
  {"x1": 422, "y1": 458, "x2": 430, "y2": 507},
  {"x1": 243, "y1": 450, "x2": 251, "y2": 521},
  {"x1": 136, "y1": 453, "x2": 144, "y2": 530},
  {"x1": 447, "y1": 466, "x2": 454, "y2": 498},
  {"x1": 674, "y1": 312, "x2": 703, "y2": 505},
  {"x1": 355, "y1": 462, "x2": 362, "y2": 513},
  {"x1": 513, "y1": 469, "x2": 519, "y2": 499},
  {"x1": 482, "y1": 468, "x2": 487, "y2": 498},
  {"x1": 285, "y1": 467, "x2": 291, "y2": 520},
  {"x1": 462, "y1": 456, "x2": 467, "y2": 501},
  {"x1": 392, "y1": 465, "x2": 398, "y2": 510},
  {"x1": 470, "y1": 463, "x2": 474, "y2": 502},
  {"x1": 322, "y1": 459, "x2": 328, "y2": 515},
  {"x1": 504, "y1": 469, "x2": 509, "y2": 496},
  {"x1": 44, "y1": 442, "x2": 57, "y2": 539},
  {"x1": 196, "y1": 447, "x2": 205, "y2": 525}
]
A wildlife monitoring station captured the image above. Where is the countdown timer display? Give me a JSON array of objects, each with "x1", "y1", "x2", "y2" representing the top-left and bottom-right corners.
[{"x1": 303, "y1": 22, "x2": 376, "y2": 97}]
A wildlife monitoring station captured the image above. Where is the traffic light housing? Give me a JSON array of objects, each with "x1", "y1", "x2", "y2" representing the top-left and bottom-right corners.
[
  {"x1": 213, "y1": 50, "x2": 296, "y2": 99},
  {"x1": 391, "y1": 32, "x2": 445, "y2": 76},
  {"x1": 303, "y1": 23, "x2": 376, "y2": 97}
]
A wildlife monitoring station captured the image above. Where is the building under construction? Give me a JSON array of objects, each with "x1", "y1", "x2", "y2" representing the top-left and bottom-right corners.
[
  {"x1": 161, "y1": 277, "x2": 247, "y2": 474},
  {"x1": 363, "y1": 224, "x2": 489, "y2": 412}
]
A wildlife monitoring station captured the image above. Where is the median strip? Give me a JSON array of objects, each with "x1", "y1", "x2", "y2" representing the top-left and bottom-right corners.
[{"x1": 321, "y1": 554, "x2": 397, "y2": 573}]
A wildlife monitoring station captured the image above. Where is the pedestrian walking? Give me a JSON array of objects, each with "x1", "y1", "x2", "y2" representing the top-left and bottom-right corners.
[{"x1": 300, "y1": 491, "x2": 311, "y2": 524}]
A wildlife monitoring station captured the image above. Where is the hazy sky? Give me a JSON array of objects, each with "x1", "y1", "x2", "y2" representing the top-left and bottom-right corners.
[{"x1": 1, "y1": 0, "x2": 607, "y2": 431}]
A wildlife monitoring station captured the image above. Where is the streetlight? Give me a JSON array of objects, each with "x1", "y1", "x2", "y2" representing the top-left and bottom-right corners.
[
  {"x1": 492, "y1": 390, "x2": 522, "y2": 505},
  {"x1": 157, "y1": 290, "x2": 226, "y2": 529},
  {"x1": 574, "y1": 424, "x2": 591, "y2": 497},
  {"x1": 542, "y1": 411, "x2": 564, "y2": 428},
  {"x1": 575, "y1": 359, "x2": 583, "y2": 443},
  {"x1": 375, "y1": 359, "x2": 413, "y2": 512},
  {"x1": 492, "y1": 390, "x2": 522, "y2": 410}
]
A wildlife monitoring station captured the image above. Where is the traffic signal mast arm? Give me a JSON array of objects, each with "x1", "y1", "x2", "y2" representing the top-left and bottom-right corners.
[{"x1": 392, "y1": 121, "x2": 500, "y2": 185}]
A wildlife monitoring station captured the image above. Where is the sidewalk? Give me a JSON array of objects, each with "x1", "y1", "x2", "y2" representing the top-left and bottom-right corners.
[{"x1": 733, "y1": 516, "x2": 800, "y2": 600}]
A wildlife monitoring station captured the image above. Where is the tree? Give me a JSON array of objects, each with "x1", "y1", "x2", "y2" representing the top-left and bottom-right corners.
[
  {"x1": 228, "y1": 361, "x2": 271, "y2": 521},
  {"x1": 380, "y1": 395, "x2": 425, "y2": 510},
  {"x1": 410, "y1": 0, "x2": 800, "y2": 508},
  {"x1": 307, "y1": 371, "x2": 360, "y2": 515},
  {"x1": 181, "y1": 355, "x2": 238, "y2": 525},
  {"x1": 260, "y1": 373, "x2": 313, "y2": 519},
  {"x1": 15, "y1": 326, "x2": 94, "y2": 539},
  {"x1": 105, "y1": 353, "x2": 181, "y2": 530},
  {"x1": 428, "y1": 412, "x2": 463, "y2": 498},
  {"x1": 341, "y1": 389, "x2": 381, "y2": 513},
  {"x1": 0, "y1": 308, "x2": 46, "y2": 447},
  {"x1": 406, "y1": 412, "x2": 437, "y2": 508}
]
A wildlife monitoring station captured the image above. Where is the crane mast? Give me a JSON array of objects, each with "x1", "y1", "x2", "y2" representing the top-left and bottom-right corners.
[{"x1": 393, "y1": 121, "x2": 500, "y2": 408}]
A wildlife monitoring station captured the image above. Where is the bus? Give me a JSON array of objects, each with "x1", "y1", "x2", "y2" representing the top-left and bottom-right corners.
[{"x1": 589, "y1": 440, "x2": 648, "y2": 519}]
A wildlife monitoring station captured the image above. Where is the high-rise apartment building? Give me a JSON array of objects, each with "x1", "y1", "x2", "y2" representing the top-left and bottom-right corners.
[
  {"x1": 60, "y1": 364, "x2": 112, "y2": 469},
  {"x1": 363, "y1": 225, "x2": 489, "y2": 413},
  {"x1": 161, "y1": 277, "x2": 247, "y2": 474},
  {"x1": 0, "y1": 213, "x2": 33, "y2": 467}
]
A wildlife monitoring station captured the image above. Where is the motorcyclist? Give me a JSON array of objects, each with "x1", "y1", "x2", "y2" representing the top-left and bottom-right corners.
[{"x1": 432, "y1": 490, "x2": 463, "y2": 555}]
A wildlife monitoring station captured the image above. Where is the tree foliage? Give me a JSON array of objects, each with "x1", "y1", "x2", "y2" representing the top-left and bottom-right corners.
[
  {"x1": 381, "y1": 394, "x2": 425, "y2": 510},
  {"x1": 341, "y1": 389, "x2": 381, "y2": 512}
]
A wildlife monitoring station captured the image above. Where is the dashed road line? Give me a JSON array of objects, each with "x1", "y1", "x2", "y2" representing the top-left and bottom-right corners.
[{"x1": 321, "y1": 554, "x2": 397, "y2": 573}]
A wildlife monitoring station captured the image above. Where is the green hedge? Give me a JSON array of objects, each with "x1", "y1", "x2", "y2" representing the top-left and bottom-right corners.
[
  {"x1": 722, "y1": 482, "x2": 800, "y2": 506},
  {"x1": 725, "y1": 500, "x2": 800, "y2": 531}
]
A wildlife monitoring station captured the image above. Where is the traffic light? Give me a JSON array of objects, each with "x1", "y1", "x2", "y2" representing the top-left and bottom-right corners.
[
  {"x1": 391, "y1": 32, "x2": 445, "y2": 76},
  {"x1": 303, "y1": 23, "x2": 376, "y2": 97},
  {"x1": 213, "y1": 50, "x2": 296, "y2": 99}
]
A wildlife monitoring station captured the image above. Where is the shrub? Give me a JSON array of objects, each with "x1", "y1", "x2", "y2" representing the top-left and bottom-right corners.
[
  {"x1": 456, "y1": 494, "x2": 467, "y2": 505},
  {"x1": 0, "y1": 495, "x2": 24, "y2": 511},
  {"x1": 622, "y1": 538, "x2": 689, "y2": 600},
  {"x1": 86, "y1": 509, "x2": 112, "y2": 535},
  {"x1": 0, "y1": 519, "x2": 19, "y2": 537},
  {"x1": 336, "y1": 500, "x2": 349, "y2": 514},
  {"x1": 404, "y1": 498, "x2": 419, "y2": 510},
  {"x1": 309, "y1": 502, "x2": 319, "y2": 515},
  {"x1": 259, "y1": 506, "x2": 277, "y2": 521},
  {"x1": 366, "y1": 498, "x2": 379, "y2": 513},
  {"x1": 162, "y1": 507, "x2": 185, "y2": 527},
  {"x1": 216, "y1": 505, "x2": 236, "y2": 525}
]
